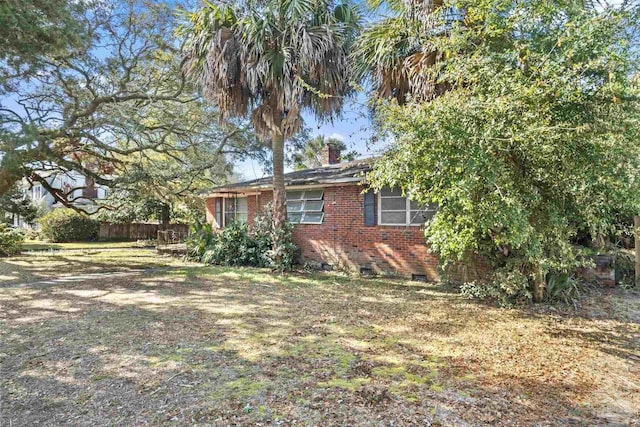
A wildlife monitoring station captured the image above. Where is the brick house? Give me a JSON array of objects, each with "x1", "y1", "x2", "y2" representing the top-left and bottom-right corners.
[{"x1": 205, "y1": 144, "x2": 442, "y2": 280}]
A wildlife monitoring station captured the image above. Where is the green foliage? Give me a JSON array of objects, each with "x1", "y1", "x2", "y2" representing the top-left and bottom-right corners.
[
  {"x1": 0, "y1": 0, "x2": 86, "y2": 89},
  {"x1": 615, "y1": 251, "x2": 636, "y2": 289},
  {"x1": 0, "y1": 223, "x2": 24, "y2": 256},
  {"x1": 368, "y1": 0, "x2": 640, "y2": 302},
  {"x1": 460, "y1": 268, "x2": 532, "y2": 308},
  {"x1": 251, "y1": 204, "x2": 297, "y2": 271},
  {"x1": 181, "y1": 0, "x2": 361, "y2": 141},
  {"x1": 545, "y1": 272, "x2": 582, "y2": 308},
  {"x1": 95, "y1": 192, "x2": 204, "y2": 225},
  {"x1": 0, "y1": 182, "x2": 38, "y2": 224},
  {"x1": 39, "y1": 209, "x2": 99, "y2": 242},
  {"x1": 187, "y1": 204, "x2": 296, "y2": 271}
]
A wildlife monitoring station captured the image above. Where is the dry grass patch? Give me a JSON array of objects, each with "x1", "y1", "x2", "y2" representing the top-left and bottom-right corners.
[
  {"x1": 0, "y1": 252, "x2": 638, "y2": 426},
  {"x1": 0, "y1": 249, "x2": 186, "y2": 284}
]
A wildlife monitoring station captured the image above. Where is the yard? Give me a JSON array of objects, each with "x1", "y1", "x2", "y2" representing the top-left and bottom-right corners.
[{"x1": 1, "y1": 248, "x2": 638, "y2": 426}]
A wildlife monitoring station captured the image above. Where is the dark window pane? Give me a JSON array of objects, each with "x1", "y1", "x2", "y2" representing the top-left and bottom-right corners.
[
  {"x1": 289, "y1": 213, "x2": 302, "y2": 224},
  {"x1": 410, "y1": 210, "x2": 436, "y2": 224},
  {"x1": 301, "y1": 212, "x2": 324, "y2": 224},
  {"x1": 303, "y1": 189, "x2": 323, "y2": 200},
  {"x1": 304, "y1": 200, "x2": 324, "y2": 212},
  {"x1": 225, "y1": 200, "x2": 236, "y2": 215},
  {"x1": 381, "y1": 211, "x2": 407, "y2": 225},
  {"x1": 409, "y1": 199, "x2": 424, "y2": 210},
  {"x1": 237, "y1": 197, "x2": 248, "y2": 213},
  {"x1": 381, "y1": 197, "x2": 407, "y2": 210},
  {"x1": 380, "y1": 187, "x2": 403, "y2": 197},
  {"x1": 364, "y1": 190, "x2": 376, "y2": 226},
  {"x1": 286, "y1": 191, "x2": 303, "y2": 200},
  {"x1": 286, "y1": 201, "x2": 304, "y2": 212}
]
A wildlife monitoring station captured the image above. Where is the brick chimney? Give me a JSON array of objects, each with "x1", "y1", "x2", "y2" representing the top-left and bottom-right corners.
[{"x1": 321, "y1": 142, "x2": 341, "y2": 166}]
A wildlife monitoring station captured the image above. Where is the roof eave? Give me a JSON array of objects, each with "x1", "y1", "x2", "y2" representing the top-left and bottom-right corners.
[{"x1": 205, "y1": 177, "x2": 366, "y2": 197}]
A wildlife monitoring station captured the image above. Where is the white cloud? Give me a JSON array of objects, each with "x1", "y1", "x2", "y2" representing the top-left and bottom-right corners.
[{"x1": 328, "y1": 132, "x2": 345, "y2": 141}]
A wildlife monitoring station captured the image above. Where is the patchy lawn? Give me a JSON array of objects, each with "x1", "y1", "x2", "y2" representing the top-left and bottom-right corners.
[
  {"x1": 22, "y1": 240, "x2": 154, "y2": 251},
  {"x1": 0, "y1": 249, "x2": 186, "y2": 284},
  {"x1": 0, "y1": 251, "x2": 638, "y2": 426}
]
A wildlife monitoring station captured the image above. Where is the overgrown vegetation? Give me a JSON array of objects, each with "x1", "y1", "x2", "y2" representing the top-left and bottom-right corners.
[
  {"x1": 187, "y1": 204, "x2": 296, "y2": 271},
  {"x1": 367, "y1": 0, "x2": 640, "y2": 303},
  {"x1": 38, "y1": 208, "x2": 99, "y2": 242},
  {"x1": 615, "y1": 250, "x2": 636, "y2": 289},
  {"x1": 0, "y1": 223, "x2": 24, "y2": 256}
]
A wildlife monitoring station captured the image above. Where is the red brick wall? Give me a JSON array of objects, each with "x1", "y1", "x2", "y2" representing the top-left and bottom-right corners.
[
  {"x1": 289, "y1": 185, "x2": 440, "y2": 279},
  {"x1": 205, "y1": 185, "x2": 442, "y2": 279},
  {"x1": 205, "y1": 197, "x2": 216, "y2": 225}
]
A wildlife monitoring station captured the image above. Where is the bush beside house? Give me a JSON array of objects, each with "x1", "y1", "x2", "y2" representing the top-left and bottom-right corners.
[
  {"x1": 187, "y1": 205, "x2": 296, "y2": 271},
  {"x1": 0, "y1": 224, "x2": 25, "y2": 256},
  {"x1": 39, "y1": 209, "x2": 99, "y2": 242}
]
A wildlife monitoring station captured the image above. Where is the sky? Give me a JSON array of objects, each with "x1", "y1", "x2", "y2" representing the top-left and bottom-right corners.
[{"x1": 234, "y1": 93, "x2": 387, "y2": 180}]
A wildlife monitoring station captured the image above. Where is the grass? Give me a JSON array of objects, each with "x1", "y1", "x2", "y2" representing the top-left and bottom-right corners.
[
  {"x1": 22, "y1": 239, "x2": 154, "y2": 251},
  {"x1": 0, "y1": 248, "x2": 186, "y2": 284},
  {"x1": 0, "y1": 250, "x2": 638, "y2": 426}
]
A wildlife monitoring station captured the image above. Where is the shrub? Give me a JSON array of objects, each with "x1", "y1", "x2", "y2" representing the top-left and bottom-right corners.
[
  {"x1": 0, "y1": 224, "x2": 24, "y2": 256},
  {"x1": 187, "y1": 203, "x2": 296, "y2": 271},
  {"x1": 460, "y1": 268, "x2": 532, "y2": 308},
  {"x1": 615, "y1": 250, "x2": 636, "y2": 289},
  {"x1": 545, "y1": 272, "x2": 582, "y2": 308},
  {"x1": 250, "y1": 203, "x2": 296, "y2": 271},
  {"x1": 39, "y1": 209, "x2": 99, "y2": 242}
]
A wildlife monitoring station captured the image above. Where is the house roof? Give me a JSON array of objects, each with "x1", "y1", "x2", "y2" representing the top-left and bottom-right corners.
[{"x1": 208, "y1": 158, "x2": 374, "y2": 194}]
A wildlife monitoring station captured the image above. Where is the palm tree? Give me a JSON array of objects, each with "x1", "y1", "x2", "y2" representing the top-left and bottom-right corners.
[
  {"x1": 291, "y1": 135, "x2": 356, "y2": 170},
  {"x1": 351, "y1": 0, "x2": 450, "y2": 104},
  {"x1": 180, "y1": 0, "x2": 360, "y2": 243}
]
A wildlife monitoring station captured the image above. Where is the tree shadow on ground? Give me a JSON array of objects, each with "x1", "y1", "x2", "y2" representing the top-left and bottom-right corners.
[{"x1": 1, "y1": 265, "x2": 638, "y2": 426}]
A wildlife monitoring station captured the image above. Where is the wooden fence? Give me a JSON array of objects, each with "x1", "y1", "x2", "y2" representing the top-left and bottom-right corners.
[{"x1": 99, "y1": 223, "x2": 189, "y2": 241}]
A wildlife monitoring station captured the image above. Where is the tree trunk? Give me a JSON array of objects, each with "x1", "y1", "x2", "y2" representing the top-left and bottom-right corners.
[
  {"x1": 531, "y1": 263, "x2": 545, "y2": 303},
  {"x1": 160, "y1": 203, "x2": 171, "y2": 225},
  {"x1": 634, "y1": 216, "x2": 640, "y2": 286},
  {"x1": 271, "y1": 130, "x2": 287, "y2": 265}
]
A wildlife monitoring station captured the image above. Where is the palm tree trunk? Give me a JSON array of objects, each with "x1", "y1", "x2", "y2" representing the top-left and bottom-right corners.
[{"x1": 271, "y1": 130, "x2": 287, "y2": 264}]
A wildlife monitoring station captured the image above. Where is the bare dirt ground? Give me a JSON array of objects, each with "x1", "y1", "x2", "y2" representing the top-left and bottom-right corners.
[{"x1": 1, "y1": 249, "x2": 638, "y2": 426}]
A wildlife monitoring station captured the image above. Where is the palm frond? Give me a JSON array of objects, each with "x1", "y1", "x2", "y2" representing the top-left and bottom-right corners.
[{"x1": 180, "y1": 0, "x2": 361, "y2": 141}]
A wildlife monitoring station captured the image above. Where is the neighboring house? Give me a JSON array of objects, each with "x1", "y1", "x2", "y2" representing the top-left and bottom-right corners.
[
  {"x1": 206, "y1": 144, "x2": 444, "y2": 280},
  {"x1": 13, "y1": 171, "x2": 108, "y2": 228}
]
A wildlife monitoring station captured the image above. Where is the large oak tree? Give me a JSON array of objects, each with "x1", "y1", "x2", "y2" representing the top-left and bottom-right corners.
[{"x1": 0, "y1": 1, "x2": 256, "y2": 212}]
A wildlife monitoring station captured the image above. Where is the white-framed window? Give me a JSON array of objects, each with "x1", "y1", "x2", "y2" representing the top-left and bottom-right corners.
[
  {"x1": 223, "y1": 197, "x2": 248, "y2": 226},
  {"x1": 378, "y1": 187, "x2": 436, "y2": 226},
  {"x1": 286, "y1": 189, "x2": 324, "y2": 224}
]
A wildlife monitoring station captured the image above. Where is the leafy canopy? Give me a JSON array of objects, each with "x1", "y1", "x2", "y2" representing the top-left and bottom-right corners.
[
  {"x1": 0, "y1": 1, "x2": 257, "y2": 213},
  {"x1": 368, "y1": 0, "x2": 640, "y2": 280}
]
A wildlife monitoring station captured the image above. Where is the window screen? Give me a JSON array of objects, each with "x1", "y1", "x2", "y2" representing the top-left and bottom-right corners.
[
  {"x1": 223, "y1": 197, "x2": 248, "y2": 226},
  {"x1": 379, "y1": 187, "x2": 436, "y2": 226},
  {"x1": 286, "y1": 189, "x2": 324, "y2": 224},
  {"x1": 215, "y1": 198, "x2": 223, "y2": 227}
]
